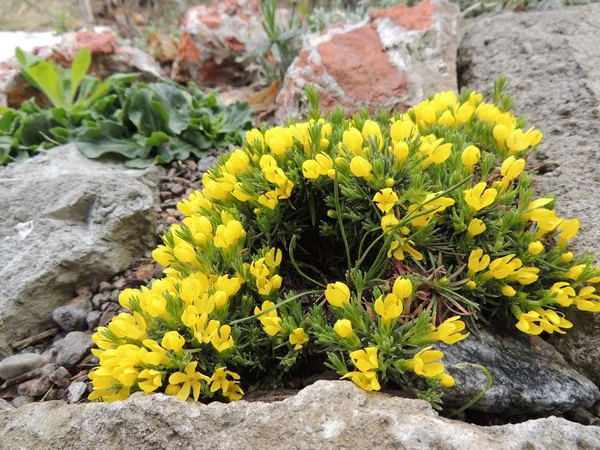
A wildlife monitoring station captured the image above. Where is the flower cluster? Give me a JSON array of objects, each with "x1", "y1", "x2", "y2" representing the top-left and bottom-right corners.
[{"x1": 89, "y1": 81, "x2": 598, "y2": 405}]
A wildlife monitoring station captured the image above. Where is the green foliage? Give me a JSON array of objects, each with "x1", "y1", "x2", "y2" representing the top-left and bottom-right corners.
[{"x1": 0, "y1": 48, "x2": 253, "y2": 168}]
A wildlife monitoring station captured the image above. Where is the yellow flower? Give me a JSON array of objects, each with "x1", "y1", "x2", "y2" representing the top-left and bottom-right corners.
[
  {"x1": 152, "y1": 245, "x2": 174, "y2": 267},
  {"x1": 162, "y1": 331, "x2": 185, "y2": 354},
  {"x1": 381, "y1": 214, "x2": 399, "y2": 233},
  {"x1": 423, "y1": 316, "x2": 469, "y2": 344},
  {"x1": 350, "y1": 156, "x2": 372, "y2": 178},
  {"x1": 557, "y1": 218, "x2": 580, "y2": 247},
  {"x1": 342, "y1": 371, "x2": 380, "y2": 391},
  {"x1": 325, "y1": 282, "x2": 351, "y2": 307},
  {"x1": 214, "y1": 220, "x2": 246, "y2": 249},
  {"x1": 500, "y1": 156, "x2": 525, "y2": 188},
  {"x1": 388, "y1": 239, "x2": 423, "y2": 261},
  {"x1": 506, "y1": 129, "x2": 530, "y2": 155},
  {"x1": 484, "y1": 254, "x2": 521, "y2": 280},
  {"x1": 343, "y1": 127, "x2": 364, "y2": 154},
  {"x1": 493, "y1": 124, "x2": 510, "y2": 146},
  {"x1": 461, "y1": 145, "x2": 480, "y2": 171},
  {"x1": 550, "y1": 282, "x2": 576, "y2": 307},
  {"x1": 180, "y1": 278, "x2": 202, "y2": 304},
  {"x1": 467, "y1": 218, "x2": 486, "y2": 237},
  {"x1": 173, "y1": 242, "x2": 196, "y2": 263},
  {"x1": 261, "y1": 316, "x2": 285, "y2": 336},
  {"x1": 374, "y1": 293, "x2": 403, "y2": 325},
  {"x1": 421, "y1": 139, "x2": 452, "y2": 169},
  {"x1": 393, "y1": 141, "x2": 409, "y2": 162},
  {"x1": 289, "y1": 328, "x2": 308, "y2": 350},
  {"x1": 138, "y1": 369, "x2": 163, "y2": 393},
  {"x1": 333, "y1": 319, "x2": 353, "y2": 338},
  {"x1": 528, "y1": 241, "x2": 544, "y2": 255},
  {"x1": 501, "y1": 285, "x2": 516, "y2": 297},
  {"x1": 302, "y1": 160, "x2": 321, "y2": 179},
  {"x1": 464, "y1": 182, "x2": 497, "y2": 211},
  {"x1": 245, "y1": 128, "x2": 264, "y2": 145},
  {"x1": 438, "y1": 110, "x2": 455, "y2": 126},
  {"x1": 211, "y1": 325, "x2": 234, "y2": 353},
  {"x1": 209, "y1": 367, "x2": 241, "y2": 396},
  {"x1": 561, "y1": 252, "x2": 574, "y2": 263},
  {"x1": 575, "y1": 287, "x2": 600, "y2": 312},
  {"x1": 405, "y1": 347, "x2": 445, "y2": 377},
  {"x1": 467, "y1": 248, "x2": 490, "y2": 276},
  {"x1": 455, "y1": 103, "x2": 474, "y2": 124},
  {"x1": 349, "y1": 347, "x2": 379, "y2": 372},
  {"x1": 168, "y1": 362, "x2": 210, "y2": 402},
  {"x1": 390, "y1": 119, "x2": 416, "y2": 143},
  {"x1": 362, "y1": 119, "x2": 384, "y2": 150},
  {"x1": 373, "y1": 188, "x2": 399, "y2": 213}
]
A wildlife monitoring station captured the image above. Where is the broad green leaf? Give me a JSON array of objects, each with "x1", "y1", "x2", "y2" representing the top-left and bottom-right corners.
[
  {"x1": 0, "y1": 110, "x2": 19, "y2": 134},
  {"x1": 70, "y1": 47, "x2": 91, "y2": 104},
  {"x1": 70, "y1": 120, "x2": 152, "y2": 160},
  {"x1": 19, "y1": 112, "x2": 58, "y2": 147},
  {"x1": 23, "y1": 60, "x2": 66, "y2": 108},
  {"x1": 148, "y1": 81, "x2": 192, "y2": 134},
  {"x1": 127, "y1": 89, "x2": 170, "y2": 135},
  {"x1": 218, "y1": 101, "x2": 253, "y2": 134}
]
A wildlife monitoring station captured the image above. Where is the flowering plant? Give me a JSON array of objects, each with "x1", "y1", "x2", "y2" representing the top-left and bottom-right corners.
[{"x1": 89, "y1": 79, "x2": 598, "y2": 405}]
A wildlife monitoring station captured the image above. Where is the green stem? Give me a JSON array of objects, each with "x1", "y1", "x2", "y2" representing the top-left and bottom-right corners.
[
  {"x1": 289, "y1": 235, "x2": 327, "y2": 288},
  {"x1": 446, "y1": 363, "x2": 492, "y2": 418},
  {"x1": 334, "y1": 171, "x2": 353, "y2": 281},
  {"x1": 229, "y1": 290, "x2": 322, "y2": 326}
]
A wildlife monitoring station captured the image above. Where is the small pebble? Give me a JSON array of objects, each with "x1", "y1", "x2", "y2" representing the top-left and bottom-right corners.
[
  {"x1": 91, "y1": 293, "x2": 105, "y2": 309},
  {"x1": 86, "y1": 311, "x2": 102, "y2": 329},
  {"x1": 48, "y1": 367, "x2": 72, "y2": 388},
  {"x1": 160, "y1": 191, "x2": 173, "y2": 200},
  {"x1": 12, "y1": 396, "x2": 35, "y2": 408},
  {"x1": 113, "y1": 278, "x2": 127, "y2": 291},
  {"x1": 67, "y1": 382, "x2": 89, "y2": 404},
  {"x1": 56, "y1": 332, "x2": 94, "y2": 368},
  {"x1": 98, "y1": 281, "x2": 112, "y2": 293},
  {"x1": 134, "y1": 264, "x2": 155, "y2": 280},
  {"x1": 171, "y1": 184, "x2": 185, "y2": 196},
  {"x1": 52, "y1": 296, "x2": 92, "y2": 333},
  {"x1": 76, "y1": 286, "x2": 93, "y2": 300},
  {"x1": 0, "y1": 353, "x2": 50, "y2": 380}
]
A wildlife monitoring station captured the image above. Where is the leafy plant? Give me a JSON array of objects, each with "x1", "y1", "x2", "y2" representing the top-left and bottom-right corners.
[
  {"x1": 88, "y1": 81, "x2": 599, "y2": 407},
  {"x1": 0, "y1": 48, "x2": 253, "y2": 167}
]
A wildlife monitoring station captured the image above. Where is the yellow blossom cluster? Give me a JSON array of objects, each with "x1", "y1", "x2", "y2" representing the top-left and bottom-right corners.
[{"x1": 89, "y1": 82, "x2": 600, "y2": 404}]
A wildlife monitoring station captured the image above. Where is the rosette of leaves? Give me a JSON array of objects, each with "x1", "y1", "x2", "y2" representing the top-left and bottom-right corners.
[{"x1": 0, "y1": 47, "x2": 253, "y2": 167}]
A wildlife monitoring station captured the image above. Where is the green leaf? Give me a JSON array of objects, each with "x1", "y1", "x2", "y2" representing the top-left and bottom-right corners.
[
  {"x1": 70, "y1": 120, "x2": 152, "y2": 160},
  {"x1": 0, "y1": 110, "x2": 19, "y2": 135},
  {"x1": 127, "y1": 89, "x2": 170, "y2": 135},
  {"x1": 218, "y1": 101, "x2": 253, "y2": 134},
  {"x1": 148, "y1": 81, "x2": 192, "y2": 135},
  {"x1": 19, "y1": 112, "x2": 58, "y2": 147},
  {"x1": 22, "y1": 60, "x2": 66, "y2": 108},
  {"x1": 69, "y1": 47, "x2": 91, "y2": 104}
]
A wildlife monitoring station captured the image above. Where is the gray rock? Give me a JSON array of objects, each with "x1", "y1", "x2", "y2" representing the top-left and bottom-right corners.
[
  {"x1": 0, "y1": 353, "x2": 50, "y2": 380},
  {"x1": 48, "y1": 367, "x2": 72, "y2": 388},
  {"x1": 276, "y1": 0, "x2": 459, "y2": 121},
  {"x1": 51, "y1": 296, "x2": 92, "y2": 333},
  {"x1": 0, "y1": 398, "x2": 14, "y2": 412},
  {"x1": 86, "y1": 311, "x2": 102, "y2": 330},
  {"x1": 459, "y1": 3, "x2": 600, "y2": 391},
  {"x1": 1, "y1": 381, "x2": 599, "y2": 449},
  {"x1": 17, "y1": 376, "x2": 52, "y2": 397},
  {"x1": 55, "y1": 332, "x2": 94, "y2": 368},
  {"x1": 436, "y1": 327, "x2": 599, "y2": 414},
  {"x1": 11, "y1": 396, "x2": 34, "y2": 408},
  {"x1": 0, "y1": 144, "x2": 164, "y2": 358},
  {"x1": 67, "y1": 381, "x2": 88, "y2": 404}
]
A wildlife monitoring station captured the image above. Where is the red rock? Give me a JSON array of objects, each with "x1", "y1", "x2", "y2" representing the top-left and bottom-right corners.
[
  {"x1": 71, "y1": 30, "x2": 116, "y2": 56},
  {"x1": 276, "y1": 0, "x2": 459, "y2": 121},
  {"x1": 369, "y1": 0, "x2": 435, "y2": 31},
  {"x1": 133, "y1": 264, "x2": 155, "y2": 281},
  {"x1": 178, "y1": 33, "x2": 201, "y2": 62}
]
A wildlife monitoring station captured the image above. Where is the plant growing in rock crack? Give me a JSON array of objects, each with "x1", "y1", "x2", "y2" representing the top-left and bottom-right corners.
[
  {"x1": 88, "y1": 79, "x2": 599, "y2": 407},
  {"x1": 0, "y1": 47, "x2": 253, "y2": 167}
]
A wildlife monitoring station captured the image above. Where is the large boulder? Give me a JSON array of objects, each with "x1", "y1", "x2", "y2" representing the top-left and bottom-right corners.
[
  {"x1": 0, "y1": 30, "x2": 165, "y2": 109},
  {"x1": 0, "y1": 145, "x2": 163, "y2": 358},
  {"x1": 171, "y1": 0, "x2": 274, "y2": 87},
  {"x1": 436, "y1": 327, "x2": 599, "y2": 415},
  {"x1": 1, "y1": 381, "x2": 599, "y2": 449},
  {"x1": 458, "y1": 3, "x2": 600, "y2": 388},
  {"x1": 276, "y1": 0, "x2": 460, "y2": 121}
]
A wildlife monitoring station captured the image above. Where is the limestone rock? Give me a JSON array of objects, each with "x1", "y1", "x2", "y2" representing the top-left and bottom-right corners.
[
  {"x1": 0, "y1": 381, "x2": 599, "y2": 449},
  {"x1": 458, "y1": 3, "x2": 600, "y2": 389},
  {"x1": 276, "y1": 0, "x2": 459, "y2": 121},
  {"x1": 436, "y1": 327, "x2": 599, "y2": 414},
  {"x1": 0, "y1": 30, "x2": 164, "y2": 109},
  {"x1": 171, "y1": 0, "x2": 270, "y2": 86},
  {"x1": 55, "y1": 332, "x2": 94, "y2": 368},
  {"x1": 0, "y1": 353, "x2": 50, "y2": 380},
  {"x1": 0, "y1": 144, "x2": 163, "y2": 358}
]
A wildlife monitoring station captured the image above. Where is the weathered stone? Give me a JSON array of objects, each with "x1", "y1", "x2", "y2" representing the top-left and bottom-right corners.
[
  {"x1": 86, "y1": 311, "x2": 102, "y2": 330},
  {"x1": 67, "y1": 382, "x2": 88, "y2": 404},
  {"x1": 436, "y1": 327, "x2": 599, "y2": 414},
  {"x1": 55, "y1": 332, "x2": 94, "y2": 369},
  {"x1": 51, "y1": 296, "x2": 92, "y2": 333},
  {"x1": 0, "y1": 398, "x2": 14, "y2": 412},
  {"x1": 0, "y1": 30, "x2": 164, "y2": 109},
  {"x1": 11, "y1": 396, "x2": 34, "y2": 408},
  {"x1": 0, "y1": 145, "x2": 163, "y2": 358},
  {"x1": 172, "y1": 0, "x2": 288, "y2": 86},
  {"x1": 17, "y1": 376, "x2": 52, "y2": 397},
  {"x1": 0, "y1": 353, "x2": 50, "y2": 380},
  {"x1": 276, "y1": 0, "x2": 459, "y2": 121},
  {"x1": 1, "y1": 381, "x2": 599, "y2": 449},
  {"x1": 48, "y1": 367, "x2": 72, "y2": 388},
  {"x1": 458, "y1": 3, "x2": 600, "y2": 388}
]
